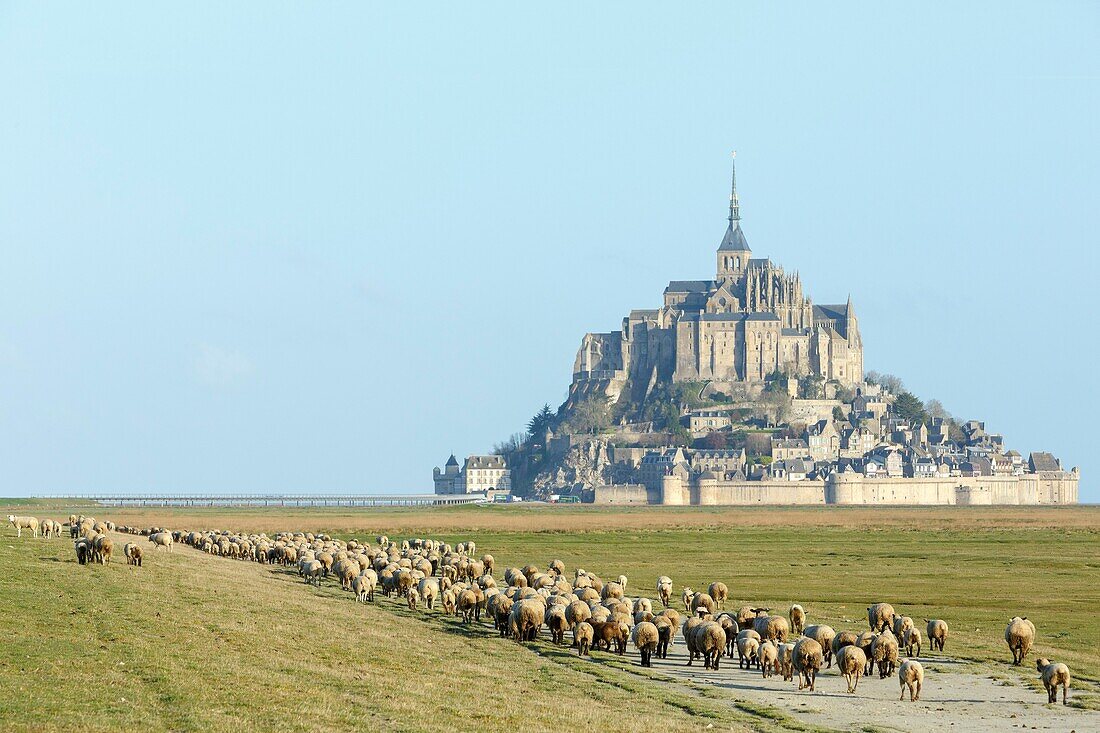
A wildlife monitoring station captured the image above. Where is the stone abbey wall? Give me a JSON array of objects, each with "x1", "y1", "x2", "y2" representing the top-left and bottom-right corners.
[{"x1": 592, "y1": 471, "x2": 1079, "y2": 506}]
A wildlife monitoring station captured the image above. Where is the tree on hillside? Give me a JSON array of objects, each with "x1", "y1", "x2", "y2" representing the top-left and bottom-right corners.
[
  {"x1": 760, "y1": 389, "x2": 792, "y2": 427},
  {"x1": 561, "y1": 396, "x2": 612, "y2": 435},
  {"x1": 875, "y1": 373, "x2": 905, "y2": 395},
  {"x1": 527, "y1": 404, "x2": 556, "y2": 439},
  {"x1": 832, "y1": 405, "x2": 846, "y2": 422},
  {"x1": 893, "y1": 391, "x2": 928, "y2": 425},
  {"x1": 924, "y1": 399, "x2": 951, "y2": 421}
]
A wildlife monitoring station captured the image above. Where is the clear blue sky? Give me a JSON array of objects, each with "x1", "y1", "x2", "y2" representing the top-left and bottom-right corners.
[{"x1": 1, "y1": 3, "x2": 1096, "y2": 499}]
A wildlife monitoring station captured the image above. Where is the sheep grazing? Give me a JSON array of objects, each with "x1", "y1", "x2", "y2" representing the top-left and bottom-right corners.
[
  {"x1": 1035, "y1": 658, "x2": 1071, "y2": 705},
  {"x1": 758, "y1": 640, "x2": 779, "y2": 678},
  {"x1": 803, "y1": 625, "x2": 836, "y2": 668},
  {"x1": 93, "y1": 535, "x2": 113, "y2": 565},
  {"x1": 925, "y1": 619, "x2": 949, "y2": 652},
  {"x1": 406, "y1": 587, "x2": 420, "y2": 610},
  {"x1": 707, "y1": 581, "x2": 728, "y2": 609},
  {"x1": 575, "y1": 621, "x2": 594, "y2": 656},
  {"x1": 74, "y1": 538, "x2": 90, "y2": 565},
  {"x1": 125, "y1": 543, "x2": 144, "y2": 567},
  {"x1": 903, "y1": 627, "x2": 922, "y2": 658},
  {"x1": 777, "y1": 642, "x2": 795, "y2": 681},
  {"x1": 548, "y1": 558, "x2": 565, "y2": 576},
  {"x1": 656, "y1": 576, "x2": 673, "y2": 608},
  {"x1": 793, "y1": 637, "x2": 824, "y2": 691},
  {"x1": 40, "y1": 519, "x2": 62, "y2": 538},
  {"x1": 7, "y1": 515, "x2": 40, "y2": 538},
  {"x1": 753, "y1": 614, "x2": 790, "y2": 643},
  {"x1": 789, "y1": 603, "x2": 806, "y2": 635},
  {"x1": 872, "y1": 629, "x2": 900, "y2": 678},
  {"x1": 867, "y1": 602, "x2": 896, "y2": 632},
  {"x1": 616, "y1": 574, "x2": 628, "y2": 592},
  {"x1": 836, "y1": 644, "x2": 867, "y2": 693},
  {"x1": 149, "y1": 532, "x2": 173, "y2": 552},
  {"x1": 632, "y1": 621, "x2": 659, "y2": 667},
  {"x1": 1005, "y1": 617, "x2": 1036, "y2": 665},
  {"x1": 898, "y1": 659, "x2": 924, "y2": 701}
]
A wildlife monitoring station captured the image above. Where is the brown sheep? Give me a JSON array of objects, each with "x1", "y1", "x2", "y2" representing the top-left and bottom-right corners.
[
  {"x1": 1005, "y1": 616, "x2": 1036, "y2": 665},
  {"x1": 793, "y1": 637, "x2": 824, "y2": 691},
  {"x1": 1036, "y1": 658, "x2": 1071, "y2": 705},
  {"x1": 592, "y1": 619, "x2": 629, "y2": 654},
  {"x1": 632, "y1": 621, "x2": 659, "y2": 667}
]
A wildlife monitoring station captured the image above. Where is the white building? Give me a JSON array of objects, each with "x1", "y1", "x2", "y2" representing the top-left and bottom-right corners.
[{"x1": 433, "y1": 454, "x2": 511, "y2": 495}]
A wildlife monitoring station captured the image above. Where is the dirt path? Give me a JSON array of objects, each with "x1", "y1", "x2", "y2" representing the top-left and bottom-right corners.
[{"x1": 643, "y1": 636, "x2": 1096, "y2": 732}]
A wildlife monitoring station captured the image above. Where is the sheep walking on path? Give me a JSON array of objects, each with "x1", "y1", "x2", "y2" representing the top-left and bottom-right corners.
[
  {"x1": 1005, "y1": 617, "x2": 1036, "y2": 665},
  {"x1": 898, "y1": 660, "x2": 924, "y2": 701},
  {"x1": 1036, "y1": 658, "x2": 1071, "y2": 705}
]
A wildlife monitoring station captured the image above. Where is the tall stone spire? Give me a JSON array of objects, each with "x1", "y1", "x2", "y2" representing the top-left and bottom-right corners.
[
  {"x1": 728, "y1": 151, "x2": 741, "y2": 224},
  {"x1": 718, "y1": 151, "x2": 750, "y2": 252}
]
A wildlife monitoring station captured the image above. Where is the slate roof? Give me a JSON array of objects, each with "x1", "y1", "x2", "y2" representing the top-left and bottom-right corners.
[
  {"x1": 813, "y1": 304, "x2": 850, "y2": 322},
  {"x1": 665, "y1": 280, "x2": 715, "y2": 294},
  {"x1": 445, "y1": 454, "x2": 459, "y2": 467},
  {"x1": 1028, "y1": 452, "x2": 1060, "y2": 472},
  {"x1": 718, "y1": 221, "x2": 751, "y2": 251}
]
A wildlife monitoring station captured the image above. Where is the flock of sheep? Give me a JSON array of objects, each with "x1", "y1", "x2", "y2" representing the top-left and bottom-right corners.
[{"x1": 8, "y1": 513, "x2": 1075, "y2": 706}]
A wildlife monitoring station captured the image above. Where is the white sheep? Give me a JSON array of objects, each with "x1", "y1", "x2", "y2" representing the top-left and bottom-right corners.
[
  {"x1": 898, "y1": 659, "x2": 924, "y2": 701},
  {"x1": 1035, "y1": 658, "x2": 1071, "y2": 705},
  {"x1": 7, "y1": 515, "x2": 40, "y2": 538}
]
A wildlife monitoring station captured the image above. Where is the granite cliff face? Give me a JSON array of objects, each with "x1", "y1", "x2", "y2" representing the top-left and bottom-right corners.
[{"x1": 529, "y1": 438, "x2": 633, "y2": 498}]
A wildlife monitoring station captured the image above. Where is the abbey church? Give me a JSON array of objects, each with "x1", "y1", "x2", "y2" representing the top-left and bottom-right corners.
[{"x1": 573, "y1": 158, "x2": 863, "y2": 395}]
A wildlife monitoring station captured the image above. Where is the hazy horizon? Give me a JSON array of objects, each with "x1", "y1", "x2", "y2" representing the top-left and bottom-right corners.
[{"x1": 1, "y1": 3, "x2": 1096, "y2": 500}]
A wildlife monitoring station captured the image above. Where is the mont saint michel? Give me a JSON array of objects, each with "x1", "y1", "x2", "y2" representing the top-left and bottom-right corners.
[
  {"x1": 573, "y1": 156, "x2": 862, "y2": 402},
  {"x1": 465, "y1": 157, "x2": 1080, "y2": 508}
]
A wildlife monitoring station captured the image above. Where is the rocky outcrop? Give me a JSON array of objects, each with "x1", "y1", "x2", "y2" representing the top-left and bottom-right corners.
[{"x1": 529, "y1": 438, "x2": 635, "y2": 498}]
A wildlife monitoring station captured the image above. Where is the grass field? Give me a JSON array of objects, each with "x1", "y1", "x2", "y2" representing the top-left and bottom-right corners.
[{"x1": 2, "y1": 503, "x2": 1098, "y2": 731}]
